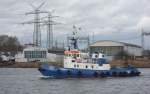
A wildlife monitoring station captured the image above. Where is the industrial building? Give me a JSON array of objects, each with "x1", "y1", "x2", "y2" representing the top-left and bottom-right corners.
[
  {"x1": 90, "y1": 40, "x2": 142, "y2": 60},
  {"x1": 15, "y1": 46, "x2": 63, "y2": 63}
]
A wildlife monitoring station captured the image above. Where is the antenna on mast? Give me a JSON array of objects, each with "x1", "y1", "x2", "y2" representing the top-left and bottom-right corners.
[{"x1": 67, "y1": 26, "x2": 89, "y2": 51}]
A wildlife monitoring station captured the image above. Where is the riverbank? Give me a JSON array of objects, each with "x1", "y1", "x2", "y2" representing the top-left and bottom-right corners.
[
  {"x1": 110, "y1": 60, "x2": 150, "y2": 68},
  {"x1": 0, "y1": 62, "x2": 62, "y2": 68},
  {"x1": 0, "y1": 60, "x2": 150, "y2": 68}
]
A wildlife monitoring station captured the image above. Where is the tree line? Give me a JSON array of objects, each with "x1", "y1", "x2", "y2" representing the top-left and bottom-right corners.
[{"x1": 0, "y1": 35, "x2": 23, "y2": 53}]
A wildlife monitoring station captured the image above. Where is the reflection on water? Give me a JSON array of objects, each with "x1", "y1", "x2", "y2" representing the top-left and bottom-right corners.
[{"x1": 0, "y1": 68, "x2": 150, "y2": 94}]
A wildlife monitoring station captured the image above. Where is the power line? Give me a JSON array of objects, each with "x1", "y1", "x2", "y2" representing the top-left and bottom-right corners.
[
  {"x1": 116, "y1": 35, "x2": 141, "y2": 41},
  {"x1": 22, "y1": 2, "x2": 48, "y2": 47},
  {"x1": 41, "y1": 11, "x2": 61, "y2": 49}
]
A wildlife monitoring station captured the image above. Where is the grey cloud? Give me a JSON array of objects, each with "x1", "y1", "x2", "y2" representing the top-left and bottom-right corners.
[{"x1": 0, "y1": 0, "x2": 149, "y2": 48}]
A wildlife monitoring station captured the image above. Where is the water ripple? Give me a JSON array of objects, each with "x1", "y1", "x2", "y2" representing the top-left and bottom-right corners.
[{"x1": 0, "y1": 68, "x2": 149, "y2": 94}]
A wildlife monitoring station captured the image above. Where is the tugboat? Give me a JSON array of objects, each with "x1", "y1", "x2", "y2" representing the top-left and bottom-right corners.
[{"x1": 38, "y1": 28, "x2": 141, "y2": 78}]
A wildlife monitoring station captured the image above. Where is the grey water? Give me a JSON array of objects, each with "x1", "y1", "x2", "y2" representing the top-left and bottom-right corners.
[{"x1": 0, "y1": 68, "x2": 150, "y2": 94}]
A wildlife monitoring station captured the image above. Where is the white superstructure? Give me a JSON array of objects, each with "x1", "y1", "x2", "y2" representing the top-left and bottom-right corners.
[{"x1": 64, "y1": 49, "x2": 110, "y2": 70}]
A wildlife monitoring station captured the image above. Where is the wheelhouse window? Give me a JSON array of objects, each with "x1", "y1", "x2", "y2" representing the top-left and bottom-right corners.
[
  {"x1": 73, "y1": 54, "x2": 76, "y2": 58},
  {"x1": 76, "y1": 54, "x2": 80, "y2": 57}
]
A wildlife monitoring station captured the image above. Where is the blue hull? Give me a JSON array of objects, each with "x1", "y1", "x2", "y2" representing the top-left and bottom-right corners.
[{"x1": 38, "y1": 64, "x2": 141, "y2": 78}]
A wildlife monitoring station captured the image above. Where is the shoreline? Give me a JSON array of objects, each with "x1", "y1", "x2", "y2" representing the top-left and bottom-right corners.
[
  {"x1": 0, "y1": 62, "x2": 62, "y2": 68},
  {"x1": 0, "y1": 60, "x2": 150, "y2": 68}
]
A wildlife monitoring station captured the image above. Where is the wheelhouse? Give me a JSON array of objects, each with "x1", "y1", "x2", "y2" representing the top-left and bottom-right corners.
[{"x1": 64, "y1": 50, "x2": 81, "y2": 59}]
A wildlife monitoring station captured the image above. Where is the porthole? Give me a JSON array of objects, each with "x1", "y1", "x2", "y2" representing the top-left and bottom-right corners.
[
  {"x1": 86, "y1": 65, "x2": 88, "y2": 68},
  {"x1": 102, "y1": 55, "x2": 104, "y2": 57}
]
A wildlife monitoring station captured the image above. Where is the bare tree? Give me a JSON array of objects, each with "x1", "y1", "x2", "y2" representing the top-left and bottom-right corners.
[{"x1": 0, "y1": 35, "x2": 23, "y2": 54}]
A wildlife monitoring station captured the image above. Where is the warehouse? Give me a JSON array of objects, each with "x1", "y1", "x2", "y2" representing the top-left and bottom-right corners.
[{"x1": 90, "y1": 40, "x2": 142, "y2": 60}]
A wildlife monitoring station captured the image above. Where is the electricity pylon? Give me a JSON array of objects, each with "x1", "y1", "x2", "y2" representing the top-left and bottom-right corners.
[
  {"x1": 23, "y1": 2, "x2": 48, "y2": 47},
  {"x1": 42, "y1": 11, "x2": 60, "y2": 49},
  {"x1": 141, "y1": 27, "x2": 150, "y2": 50}
]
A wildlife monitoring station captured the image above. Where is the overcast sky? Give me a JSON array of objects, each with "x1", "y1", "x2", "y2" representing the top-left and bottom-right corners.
[{"x1": 0, "y1": 0, "x2": 150, "y2": 49}]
